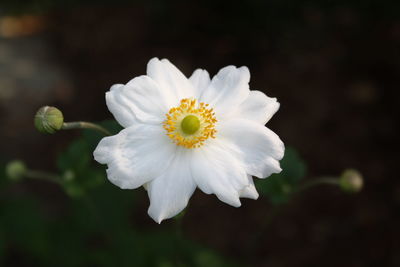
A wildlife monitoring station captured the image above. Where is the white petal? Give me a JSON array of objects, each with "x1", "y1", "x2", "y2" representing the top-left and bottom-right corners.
[
  {"x1": 191, "y1": 141, "x2": 249, "y2": 207},
  {"x1": 200, "y1": 65, "x2": 250, "y2": 118},
  {"x1": 239, "y1": 175, "x2": 259, "y2": 200},
  {"x1": 105, "y1": 84, "x2": 138, "y2": 127},
  {"x1": 233, "y1": 90, "x2": 280, "y2": 125},
  {"x1": 93, "y1": 123, "x2": 176, "y2": 189},
  {"x1": 110, "y1": 75, "x2": 175, "y2": 124},
  {"x1": 146, "y1": 58, "x2": 195, "y2": 102},
  {"x1": 219, "y1": 119, "x2": 284, "y2": 178},
  {"x1": 147, "y1": 149, "x2": 196, "y2": 223},
  {"x1": 189, "y1": 69, "x2": 210, "y2": 99},
  {"x1": 106, "y1": 77, "x2": 167, "y2": 126}
]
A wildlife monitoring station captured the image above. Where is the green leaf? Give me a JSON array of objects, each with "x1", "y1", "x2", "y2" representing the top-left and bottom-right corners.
[
  {"x1": 256, "y1": 146, "x2": 307, "y2": 204},
  {"x1": 57, "y1": 138, "x2": 91, "y2": 174},
  {"x1": 56, "y1": 122, "x2": 119, "y2": 198},
  {"x1": 57, "y1": 120, "x2": 121, "y2": 175}
]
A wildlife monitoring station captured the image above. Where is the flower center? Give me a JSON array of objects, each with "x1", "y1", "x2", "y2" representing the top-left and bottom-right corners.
[
  {"x1": 181, "y1": 115, "x2": 200, "y2": 135},
  {"x1": 163, "y1": 98, "x2": 217, "y2": 149}
]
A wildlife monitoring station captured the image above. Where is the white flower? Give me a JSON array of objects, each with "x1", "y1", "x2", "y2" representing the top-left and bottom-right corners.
[{"x1": 94, "y1": 58, "x2": 284, "y2": 223}]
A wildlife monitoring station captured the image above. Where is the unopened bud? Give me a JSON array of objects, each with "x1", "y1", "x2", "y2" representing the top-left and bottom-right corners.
[
  {"x1": 34, "y1": 106, "x2": 64, "y2": 134},
  {"x1": 63, "y1": 170, "x2": 75, "y2": 181},
  {"x1": 6, "y1": 160, "x2": 27, "y2": 181},
  {"x1": 339, "y1": 169, "x2": 363, "y2": 193}
]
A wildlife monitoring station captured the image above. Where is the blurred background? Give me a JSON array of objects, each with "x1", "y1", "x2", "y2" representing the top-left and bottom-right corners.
[{"x1": 0, "y1": 0, "x2": 399, "y2": 266}]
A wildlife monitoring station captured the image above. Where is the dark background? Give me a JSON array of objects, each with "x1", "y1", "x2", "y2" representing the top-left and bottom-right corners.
[{"x1": 0, "y1": 0, "x2": 399, "y2": 266}]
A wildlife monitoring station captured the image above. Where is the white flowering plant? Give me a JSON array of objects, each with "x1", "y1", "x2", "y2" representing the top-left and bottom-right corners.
[{"x1": 4, "y1": 58, "x2": 362, "y2": 266}]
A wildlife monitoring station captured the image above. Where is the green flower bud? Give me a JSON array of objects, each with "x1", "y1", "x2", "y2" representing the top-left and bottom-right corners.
[
  {"x1": 62, "y1": 169, "x2": 75, "y2": 182},
  {"x1": 339, "y1": 169, "x2": 363, "y2": 193},
  {"x1": 34, "y1": 106, "x2": 64, "y2": 134},
  {"x1": 6, "y1": 160, "x2": 27, "y2": 181}
]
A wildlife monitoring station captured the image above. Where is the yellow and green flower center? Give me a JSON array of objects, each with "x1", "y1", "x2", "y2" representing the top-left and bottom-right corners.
[{"x1": 163, "y1": 98, "x2": 217, "y2": 149}]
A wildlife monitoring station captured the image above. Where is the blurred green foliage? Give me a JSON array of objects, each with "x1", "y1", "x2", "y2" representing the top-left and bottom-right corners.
[
  {"x1": 0, "y1": 121, "x2": 238, "y2": 267},
  {"x1": 256, "y1": 147, "x2": 307, "y2": 204}
]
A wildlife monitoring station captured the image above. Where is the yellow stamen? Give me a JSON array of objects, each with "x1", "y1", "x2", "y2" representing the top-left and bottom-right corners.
[{"x1": 163, "y1": 98, "x2": 217, "y2": 149}]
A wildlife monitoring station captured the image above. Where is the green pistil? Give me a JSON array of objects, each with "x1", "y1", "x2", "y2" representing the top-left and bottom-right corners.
[{"x1": 181, "y1": 115, "x2": 200, "y2": 135}]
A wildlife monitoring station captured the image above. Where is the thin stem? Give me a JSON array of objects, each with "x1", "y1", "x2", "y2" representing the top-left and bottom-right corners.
[
  {"x1": 173, "y1": 210, "x2": 185, "y2": 265},
  {"x1": 62, "y1": 122, "x2": 111, "y2": 136},
  {"x1": 295, "y1": 177, "x2": 340, "y2": 193},
  {"x1": 24, "y1": 170, "x2": 61, "y2": 184},
  {"x1": 246, "y1": 204, "x2": 280, "y2": 255},
  {"x1": 174, "y1": 214, "x2": 183, "y2": 240}
]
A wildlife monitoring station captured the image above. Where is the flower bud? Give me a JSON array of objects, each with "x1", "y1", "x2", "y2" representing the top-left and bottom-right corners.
[
  {"x1": 34, "y1": 106, "x2": 64, "y2": 134},
  {"x1": 62, "y1": 169, "x2": 75, "y2": 181},
  {"x1": 6, "y1": 160, "x2": 27, "y2": 181},
  {"x1": 339, "y1": 169, "x2": 363, "y2": 193}
]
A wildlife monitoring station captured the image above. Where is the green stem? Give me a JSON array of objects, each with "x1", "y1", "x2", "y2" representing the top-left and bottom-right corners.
[
  {"x1": 62, "y1": 122, "x2": 111, "y2": 136},
  {"x1": 173, "y1": 211, "x2": 185, "y2": 265},
  {"x1": 247, "y1": 204, "x2": 280, "y2": 255},
  {"x1": 174, "y1": 214, "x2": 183, "y2": 240},
  {"x1": 24, "y1": 170, "x2": 61, "y2": 184},
  {"x1": 295, "y1": 177, "x2": 340, "y2": 193}
]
